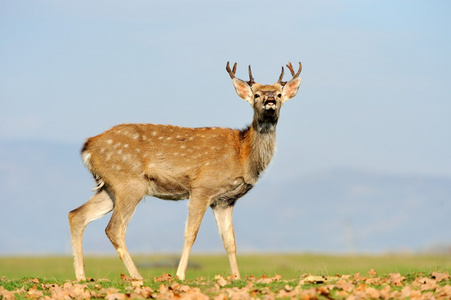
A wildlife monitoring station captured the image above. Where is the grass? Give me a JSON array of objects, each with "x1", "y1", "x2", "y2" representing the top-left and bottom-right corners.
[
  {"x1": 0, "y1": 254, "x2": 450, "y2": 299},
  {"x1": 0, "y1": 253, "x2": 450, "y2": 281}
]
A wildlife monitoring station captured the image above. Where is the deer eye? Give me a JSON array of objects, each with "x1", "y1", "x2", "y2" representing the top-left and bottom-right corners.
[
  {"x1": 254, "y1": 94, "x2": 260, "y2": 98},
  {"x1": 277, "y1": 94, "x2": 282, "y2": 98}
]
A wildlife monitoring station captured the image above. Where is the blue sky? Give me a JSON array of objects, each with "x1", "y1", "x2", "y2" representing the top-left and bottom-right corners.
[
  {"x1": 0, "y1": 1, "x2": 450, "y2": 256},
  {"x1": 2, "y1": 0, "x2": 450, "y2": 177}
]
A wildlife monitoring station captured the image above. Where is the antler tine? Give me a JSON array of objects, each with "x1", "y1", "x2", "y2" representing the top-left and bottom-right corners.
[
  {"x1": 226, "y1": 61, "x2": 237, "y2": 79},
  {"x1": 247, "y1": 65, "x2": 255, "y2": 85},
  {"x1": 286, "y1": 61, "x2": 302, "y2": 78},
  {"x1": 277, "y1": 66, "x2": 285, "y2": 84}
]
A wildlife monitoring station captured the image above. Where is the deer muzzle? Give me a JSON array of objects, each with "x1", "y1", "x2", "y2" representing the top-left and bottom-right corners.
[{"x1": 264, "y1": 96, "x2": 276, "y2": 110}]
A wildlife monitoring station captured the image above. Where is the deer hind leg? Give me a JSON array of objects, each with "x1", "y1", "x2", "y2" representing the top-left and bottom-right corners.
[
  {"x1": 105, "y1": 181, "x2": 146, "y2": 280},
  {"x1": 68, "y1": 189, "x2": 114, "y2": 281},
  {"x1": 176, "y1": 191, "x2": 210, "y2": 280},
  {"x1": 212, "y1": 204, "x2": 241, "y2": 279}
]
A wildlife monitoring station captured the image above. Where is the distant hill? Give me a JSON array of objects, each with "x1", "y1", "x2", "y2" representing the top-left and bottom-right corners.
[{"x1": 0, "y1": 140, "x2": 450, "y2": 255}]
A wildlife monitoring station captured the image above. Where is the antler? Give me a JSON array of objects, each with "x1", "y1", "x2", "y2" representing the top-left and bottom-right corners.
[
  {"x1": 226, "y1": 61, "x2": 237, "y2": 79},
  {"x1": 286, "y1": 61, "x2": 302, "y2": 78},
  {"x1": 226, "y1": 62, "x2": 256, "y2": 86},
  {"x1": 247, "y1": 65, "x2": 255, "y2": 86},
  {"x1": 277, "y1": 61, "x2": 302, "y2": 86}
]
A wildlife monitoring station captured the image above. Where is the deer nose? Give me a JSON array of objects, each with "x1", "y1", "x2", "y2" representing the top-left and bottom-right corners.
[{"x1": 267, "y1": 96, "x2": 275, "y2": 101}]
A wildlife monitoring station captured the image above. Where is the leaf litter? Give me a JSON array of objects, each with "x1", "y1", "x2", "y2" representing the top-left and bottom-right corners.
[{"x1": 0, "y1": 271, "x2": 450, "y2": 299}]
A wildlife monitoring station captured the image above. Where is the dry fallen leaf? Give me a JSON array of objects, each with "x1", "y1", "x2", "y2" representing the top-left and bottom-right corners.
[
  {"x1": 0, "y1": 287, "x2": 16, "y2": 300},
  {"x1": 131, "y1": 279, "x2": 143, "y2": 288},
  {"x1": 105, "y1": 292, "x2": 126, "y2": 300},
  {"x1": 432, "y1": 271, "x2": 450, "y2": 282},
  {"x1": 2, "y1": 269, "x2": 451, "y2": 299},
  {"x1": 415, "y1": 277, "x2": 439, "y2": 291},
  {"x1": 389, "y1": 273, "x2": 406, "y2": 286},
  {"x1": 215, "y1": 275, "x2": 228, "y2": 287},
  {"x1": 303, "y1": 275, "x2": 327, "y2": 284},
  {"x1": 119, "y1": 273, "x2": 131, "y2": 282},
  {"x1": 154, "y1": 273, "x2": 173, "y2": 282}
]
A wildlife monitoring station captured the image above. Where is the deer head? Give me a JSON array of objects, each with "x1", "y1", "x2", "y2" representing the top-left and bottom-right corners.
[{"x1": 226, "y1": 62, "x2": 302, "y2": 132}]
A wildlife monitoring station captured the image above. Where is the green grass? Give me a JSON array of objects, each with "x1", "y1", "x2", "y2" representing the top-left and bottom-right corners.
[
  {"x1": 0, "y1": 253, "x2": 449, "y2": 281},
  {"x1": 1, "y1": 254, "x2": 450, "y2": 299}
]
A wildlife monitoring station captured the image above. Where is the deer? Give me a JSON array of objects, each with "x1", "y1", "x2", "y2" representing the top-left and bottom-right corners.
[{"x1": 68, "y1": 61, "x2": 302, "y2": 281}]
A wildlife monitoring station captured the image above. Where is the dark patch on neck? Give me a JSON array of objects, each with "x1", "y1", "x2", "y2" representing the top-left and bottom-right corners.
[
  {"x1": 255, "y1": 120, "x2": 277, "y2": 133},
  {"x1": 239, "y1": 125, "x2": 251, "y2": 140}
]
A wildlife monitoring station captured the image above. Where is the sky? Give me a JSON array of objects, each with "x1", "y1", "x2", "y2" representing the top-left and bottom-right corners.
[
  {"x1": 1, "y1": 1, "x2": 451, "y2": 177},
  {"x1": 1, "y1": 1, "x2": 450, "y2": 256},
  {"x1": 2, "y1": 0, "x2": 451, "y2": 178}
]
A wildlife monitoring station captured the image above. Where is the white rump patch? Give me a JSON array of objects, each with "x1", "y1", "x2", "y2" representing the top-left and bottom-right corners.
[{"x1": 81, "y1": 152, "x2": 91, "y2": 168}]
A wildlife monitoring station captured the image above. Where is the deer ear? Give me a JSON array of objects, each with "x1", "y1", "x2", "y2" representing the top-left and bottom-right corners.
[
  {"x1": 232, "y1": 78, "x2": 253, "y2": 104},
  {"x1": 281, "y1": 77, "x2": 302, "y2": 103}
]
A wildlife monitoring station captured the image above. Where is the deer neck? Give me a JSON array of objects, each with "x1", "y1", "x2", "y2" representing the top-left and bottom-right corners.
[{"x1": 241, "y1": 115, "x2": 278, "y2": 184}]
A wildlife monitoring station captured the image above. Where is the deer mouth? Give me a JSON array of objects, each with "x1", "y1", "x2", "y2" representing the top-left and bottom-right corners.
[{"x1": 263, "y1": 99, "x2": 276, "y2": 110}]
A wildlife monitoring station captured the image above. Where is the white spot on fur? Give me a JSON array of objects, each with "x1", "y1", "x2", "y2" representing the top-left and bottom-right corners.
[
  {"x1": 122, "y1": 154, "x2": 131, "y2": 162},
  {"x1": 133, "y1": 133, "x2": 139, "y2": 140},
  {"x1": 107, "y1": 139, "x2": 113, "y2": 144},
  {"x1": 152, "y1": 131, "x2": 157, "y2": 136}
]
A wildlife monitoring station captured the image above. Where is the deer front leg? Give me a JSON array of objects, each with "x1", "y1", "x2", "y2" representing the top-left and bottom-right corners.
[
  {"x1": 176, "y1": 193, "x2": 210, "y2": 280},
  {"x1": 213, "y1": 205, "x2": 240, "y2": 279}
]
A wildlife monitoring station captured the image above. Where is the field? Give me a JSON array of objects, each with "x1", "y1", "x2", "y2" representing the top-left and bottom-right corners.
[{"x1": 1, "y1": 253, "x2": 450, "y2": 298}]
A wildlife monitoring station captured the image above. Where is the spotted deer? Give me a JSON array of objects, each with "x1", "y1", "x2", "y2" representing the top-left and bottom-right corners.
[{"x1": 68, "y1": 61, "x2": 302, "y2": 281}]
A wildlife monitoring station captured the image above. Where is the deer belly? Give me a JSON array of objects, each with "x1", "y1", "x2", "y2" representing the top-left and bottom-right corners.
[{"x1": 145, "y1": 173, "x2": 190, "y2": 200}]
